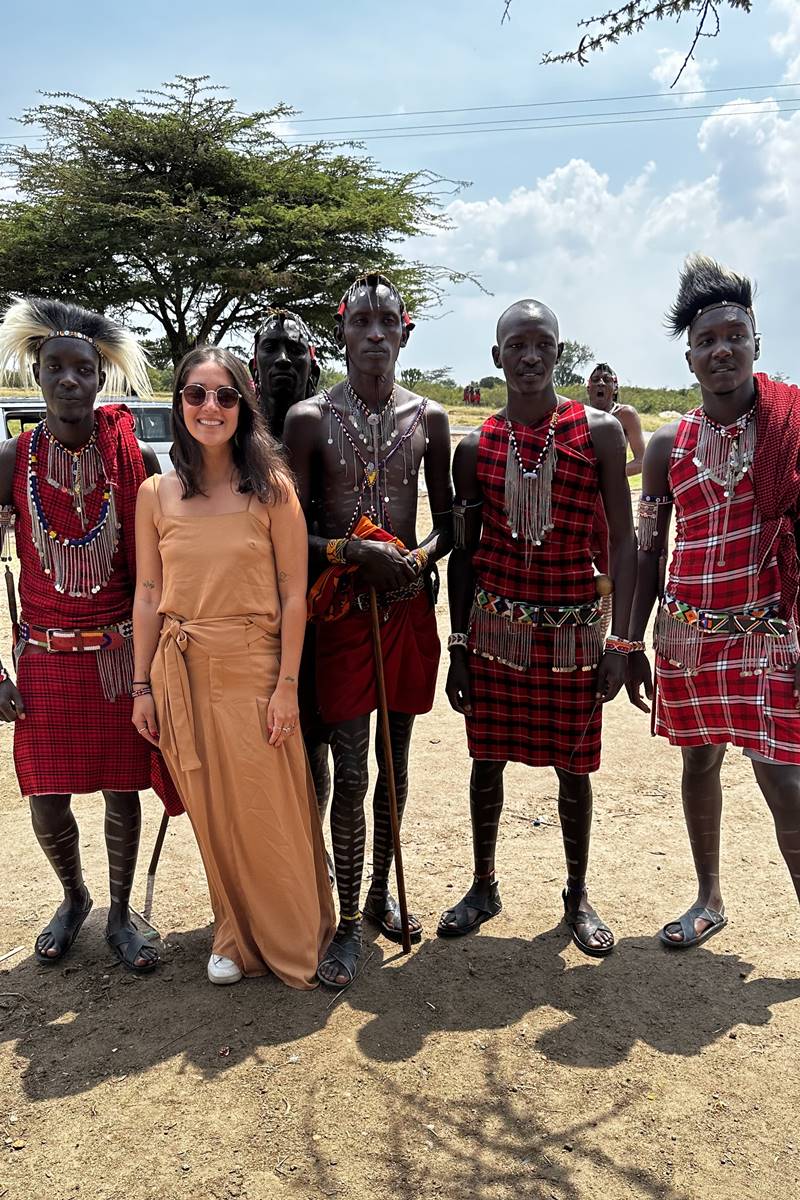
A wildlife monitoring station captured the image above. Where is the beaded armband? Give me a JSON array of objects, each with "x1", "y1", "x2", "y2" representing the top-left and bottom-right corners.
[
  {"x1": 447, "y1": 632, "x2": 469, "y2": 651},
  {"x1": 326, "y1": 538, "x2": 348, "y2": 565},
  {"x1": 453, "y1": 499, "x2": 482, "y2": 549},
  {"x1": 410, "y1": 545, "x2": 429, "y2": 574},
  {"x1": 637, "y1": 494, "x2": 672, "y2": 551}
]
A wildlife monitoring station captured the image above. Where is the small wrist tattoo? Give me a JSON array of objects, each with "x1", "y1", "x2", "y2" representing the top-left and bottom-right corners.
[
  {"x1": 278, "y1": 570, "x2": 289, "y2": 582},
  {"x1": 142, "y1": 579, "x2": 155, "y2": 590},
  {"x1": 283, "y1": 674, "x2": 297, "y2": 684}
]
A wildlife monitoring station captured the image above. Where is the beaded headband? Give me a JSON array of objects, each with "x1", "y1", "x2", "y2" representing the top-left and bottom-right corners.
[
  {"x1": 336, "y1": 276, "x2": 414, "y2": 328},
  {"x1": 255, "y1": 310, "x2": 317, "y2": 360},
  {"x1": 36, "y1": 330, "x2": 101, "y2": 353},
  {"x1": 688, "y1": 300, "x2": 757, "y2": 334}
]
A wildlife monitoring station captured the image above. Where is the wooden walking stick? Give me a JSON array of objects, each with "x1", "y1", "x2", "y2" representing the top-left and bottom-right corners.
[
  {"x1": 142, "y1": 809, "x2": 171, "y2": 922},
  {"x1": 368, "y1": 587, "x2": 412, "y2": 954}
]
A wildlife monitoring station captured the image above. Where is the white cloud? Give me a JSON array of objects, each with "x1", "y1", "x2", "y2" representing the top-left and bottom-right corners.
[
  {"x1": 770, "y1": 0, "x2": 800, "y2": 81},
  {"x1": 406, "y1": 102, "x2": 800, "y2": 388},
  {"x1": 650, "y1": 48, "x2": 717, "y2": 102}
]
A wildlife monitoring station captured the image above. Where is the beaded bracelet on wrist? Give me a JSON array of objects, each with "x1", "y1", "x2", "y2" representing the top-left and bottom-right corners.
[
  {"x1": 0, "y1": 665, "x2": 8, "y2": 684},
  {"x1": 604, "y1": 636, "x2": 646, "y2": 656},
  {"x1": 447, "y1": 632, "x2": 469, "y2": 651},
  {"x1": 131, "y1": 685, "x2": 152, "y2": 698}
]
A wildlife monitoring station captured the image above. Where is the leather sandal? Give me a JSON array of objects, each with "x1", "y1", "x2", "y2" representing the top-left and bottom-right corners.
[
  {"x1": 562, "y1": 887, "x2": 615, "y2": 958},
  {"x1": 437, "y1": 880, "x2": 502, "y2": 938},
  {"x1": 659, "y1": 904, "x2": 727, "y2": 950}
]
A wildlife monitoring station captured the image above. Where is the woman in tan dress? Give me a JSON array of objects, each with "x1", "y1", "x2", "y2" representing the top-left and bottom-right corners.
[{"x1": 132, "y1": 347, "x2": 334, "y2": 988}]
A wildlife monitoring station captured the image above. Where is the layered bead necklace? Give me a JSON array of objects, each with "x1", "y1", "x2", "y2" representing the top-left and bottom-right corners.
[
  {"x1": 27, "y1": 420, "x2": 120, "y2": 596},
  {"x1": 325, "y1": 388, "x2": 428, "y2": 534},
  {"x1": 693, "y1": 404, "x2": 757, "y2": 566},
  {"x1": 504, "y1": 406, "x2": 559, "y2": 565}
]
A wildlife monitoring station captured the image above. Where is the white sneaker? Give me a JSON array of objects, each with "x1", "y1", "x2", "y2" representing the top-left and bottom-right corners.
[{"x1": 207, "y1": 954, "x2": 242, "y2": 985}]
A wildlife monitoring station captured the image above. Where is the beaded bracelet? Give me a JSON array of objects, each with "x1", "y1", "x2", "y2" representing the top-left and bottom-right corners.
[
  {"x1": 604, "y1": 636, "x2": 645, "y2": 655},
  {"x1": 131, "y1": 685, "x2": 152, "y2": 699},
  {"x1": 0, "y1": 665, "x2": 8, "y2": 684},
  {"x1": 411, "y1": 546, "x2": 429, "y2": 574},
  {"x1": 447, "y1": 632, "x2": 469, "y2": 651},
  {"x1": 326, "y1": 538, "x2": 348, "y2": 565}
]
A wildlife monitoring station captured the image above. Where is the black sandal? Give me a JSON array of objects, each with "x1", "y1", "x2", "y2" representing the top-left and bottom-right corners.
[
  {"x1": 562, "y1": 887, "x2": 615, "y2": 958},
  {"x1": 437, "y1": 881, "x2": 502, "y2": 938},
  {"x1": 363, "y1": 890, "x2": 423, "y2": 944},
  {"x1": 659, "y1": 904, "x2": 727, "y2": 950},
  {"x1": 34, "y1": 895, "x2": 93, "y2": 965},
  {"x1": 105, "y1": 924, "x2": 159, "y2": 974},
  {"x1": 317, "y1": 925, "x2": 363, "y2": 990}
]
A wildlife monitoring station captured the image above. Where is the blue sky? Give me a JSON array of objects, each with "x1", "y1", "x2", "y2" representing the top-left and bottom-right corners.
[{"x1": 2, "y1": 1, "x2": 799, "y2": 388}]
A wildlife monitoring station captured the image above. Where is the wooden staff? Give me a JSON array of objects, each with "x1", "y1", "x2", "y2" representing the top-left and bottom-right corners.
[
  {"x1": 369, "y1": 587, "x2": 412, "y2": 953},
  {"x1": 142, "y1": 810, "x2": 170, "y2": 921}
]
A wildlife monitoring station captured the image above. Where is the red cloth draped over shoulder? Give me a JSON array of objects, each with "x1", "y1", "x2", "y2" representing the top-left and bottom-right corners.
[
  {"x1": 309, "y1": 516, "x2": 440, "y2": 724},
  {"x1": 752, "y1": 373, "x2": 800, "y2": 619}
]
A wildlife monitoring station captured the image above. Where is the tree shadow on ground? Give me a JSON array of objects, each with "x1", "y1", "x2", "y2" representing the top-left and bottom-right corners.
[
  {"x1": 304, "y1": 1046, "x2": 694, "y2": 1200},
  {"x1": 347, "y1": 922, "x2": 800, "y2": 1066}
]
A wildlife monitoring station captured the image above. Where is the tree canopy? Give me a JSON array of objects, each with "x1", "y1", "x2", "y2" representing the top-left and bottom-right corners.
[
  {"x1": 554, "y1": 340, "x2": 594, "y2": 388},
  {"x1": 503, "y1": 1, "x2": 753, "y2": 83},
  {"x1": 0, "y1": 77, "x2": 472, "y2": 366}
]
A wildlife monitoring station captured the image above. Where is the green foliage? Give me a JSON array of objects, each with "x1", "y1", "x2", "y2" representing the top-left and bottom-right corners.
[
  {"x1": 401, "y1": 366, "x2": 457, "y2": 389},
  {"x1": 479, "y1": 376, "x2": 504, "y2": 389},
  {"x1": 554, "y1": 340, "x2": 594, "y2": 388},
  {"x1": 0, "y1": 76, "x2": 475, "y2": 366}
]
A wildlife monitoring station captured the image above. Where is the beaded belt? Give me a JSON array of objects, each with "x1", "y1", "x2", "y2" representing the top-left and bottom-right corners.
[
  {"x1": 473, "y1": 588, "x2": 601, "y2": 628},
  {"x1": 353, "y1": 575, "x2": 426, "y2": 613},
  {"x1": 661, "y1": 596, "x2": 790, "y2": 638},
  {"x1": 19, "y1": 618, "x2": 133, "y2": 653}
]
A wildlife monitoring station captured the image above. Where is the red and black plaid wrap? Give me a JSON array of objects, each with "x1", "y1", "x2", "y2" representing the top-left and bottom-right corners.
[
  {"x1": 752, "y1": 373, "x2": 800, "y2": 619},
  {"x1": 466, "y1": 401, "x2": 603, "y2": 772},
  {"x1": 9, "y1": 407, "x2": 152, "y2": 796},
  {"x1": 655, "y1": 406, "x2": 800, "y2": 762}
]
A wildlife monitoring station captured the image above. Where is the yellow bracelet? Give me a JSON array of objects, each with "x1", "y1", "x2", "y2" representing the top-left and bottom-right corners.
[{"x1": 326, "y1": 538, "x2": 348, "y2": 565}]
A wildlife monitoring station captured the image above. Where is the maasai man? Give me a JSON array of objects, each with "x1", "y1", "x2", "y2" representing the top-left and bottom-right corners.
[
  {"x1": 251, "y1": 310, "x2": 331, "y2": 843},
  {"x1": 439, "y1": 300, "x2": 636, "y2": 955},
  {"x1": 627, "y1": 255, "x2": 800, "y2": 949},
  {"x1": 284, "y1": 272, "x2": 452, "y2": 987},
  {"x1": 585, "y1": 363, "x2": 645, "y2": 477},
  {"x1": 0, "y1": 298, "x2": 160, "y2": 972}
]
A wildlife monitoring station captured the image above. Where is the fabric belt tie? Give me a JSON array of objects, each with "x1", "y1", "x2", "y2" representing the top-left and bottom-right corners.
[
  {"x1": 352, "y1": 574, "x2": 426, "y2": 615},
  {"x1": 158, "y1": 614, "x2": 278, "y2": 773}
]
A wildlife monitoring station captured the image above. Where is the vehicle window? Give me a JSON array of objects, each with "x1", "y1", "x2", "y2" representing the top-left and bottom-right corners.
[{"x1": 131, "y1": 408, "x2": 172, "y2": 442}]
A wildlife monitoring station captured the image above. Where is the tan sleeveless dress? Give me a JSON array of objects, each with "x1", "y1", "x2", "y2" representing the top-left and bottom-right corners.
[{"x1": 149, "y1": 477, "x2": 334, "y2": 989}]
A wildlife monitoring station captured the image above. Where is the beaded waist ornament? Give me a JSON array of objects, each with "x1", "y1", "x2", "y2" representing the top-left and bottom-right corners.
[
  {"x1": 469, "y1": 587, "x2": 604, "y2": 673},
  {"x1": 654, "y1": 594, "x2": 799, "y2": 676}
]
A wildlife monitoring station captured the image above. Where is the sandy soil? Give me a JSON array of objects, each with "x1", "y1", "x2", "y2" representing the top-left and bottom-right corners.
[{"x1": 2, "y1": 563, "x2": 800, "y2": 1200}]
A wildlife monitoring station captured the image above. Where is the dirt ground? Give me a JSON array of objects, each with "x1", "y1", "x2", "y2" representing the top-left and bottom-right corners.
[{"x1": 2, "y1": 562, "x2": 800, "y2": 1200}]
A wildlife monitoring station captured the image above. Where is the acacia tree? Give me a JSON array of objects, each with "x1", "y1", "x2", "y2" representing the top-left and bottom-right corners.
[
  {"x1": 0, "y1": 77, "x2": 471, "y2": 365},
  {"x1": 503, "y1": 1, "x2": 753, "y2": 84},
  {"x1": 554, "y1": 340, "x2": 594, "y2": 388}
]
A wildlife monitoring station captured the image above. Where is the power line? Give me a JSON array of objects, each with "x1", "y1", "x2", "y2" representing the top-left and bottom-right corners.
[
  {"x1": 282, "y1": 102, "x2": 800, "y2": 144},
  {"x1": 0, "y1": 79, "x2": 796, "y2": 142},
  {"x1": 270, "y1": 81, "x2": 800, "y2": 125},
  {"x1": 278, "y1": 96, "x2": 798, "y2": 141}
]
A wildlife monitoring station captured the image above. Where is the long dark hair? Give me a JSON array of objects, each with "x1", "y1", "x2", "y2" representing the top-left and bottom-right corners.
[{"x1": 171, "y1": 346, "x2": 291, "y2": 502}]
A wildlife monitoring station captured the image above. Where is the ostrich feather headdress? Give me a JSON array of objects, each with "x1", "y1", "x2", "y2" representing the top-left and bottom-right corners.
[{"x1": 0, "y1": 297, "x2": 153, "y2": 399}]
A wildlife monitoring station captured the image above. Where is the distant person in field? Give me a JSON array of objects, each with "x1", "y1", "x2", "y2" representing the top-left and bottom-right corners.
[
  {"x1": 439, "y1": 298, "x2": 636, "y2": 955},
  {"x1": 474, "y1": 385, "x2": 482, "y2": 406},
  {"x1": 627, "y1": 254, "x2": 800, "y2": 949},
  {"x1": 586, "y1": 364, "x2": 645, "y2": 477},
  {"x1": 463, "y1": 383, "x2": 471, "y2": 406},
  {"x1": 251, "y1": 310, "x2": 331, "y2": 865}
]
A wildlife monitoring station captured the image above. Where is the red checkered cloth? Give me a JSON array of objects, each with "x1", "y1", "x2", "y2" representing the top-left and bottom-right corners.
[
  {"x1": 752, "y1": 373, "x2": 800, "y2": 619},
  {"x1": 655, "y1": 407, "x2": 800, "y2": 761},
  {"x1": 466, "y1": 401, "x2": 602, "y2": 771},
  {"x1": 8, "y1": 407, "x2": 182, "y2": 798}
]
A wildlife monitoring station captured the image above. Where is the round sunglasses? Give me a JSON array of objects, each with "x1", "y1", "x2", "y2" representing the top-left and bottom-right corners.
[{"x1": 181, "y1": 383, "x2": 241, "y2": 409}]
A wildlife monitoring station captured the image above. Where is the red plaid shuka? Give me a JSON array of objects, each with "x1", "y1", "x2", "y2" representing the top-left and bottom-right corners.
[
  {"x1": 467, "y1": 401, "x2": 603, "y2": 772},
  {"x1": 10, "y1": 407, "x2": 152, "y2": 796},
  {"x1": 654, "y1": 405, "x2": 800, "y2": 762}
]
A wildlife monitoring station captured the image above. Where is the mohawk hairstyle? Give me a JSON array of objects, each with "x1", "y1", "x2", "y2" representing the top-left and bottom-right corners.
[
  {"x1": 666, "y1": 254, "x2": 756, "y2": 340},
  {"x1": 0, "y1": 297, "x2": 152, "y2": 398},
  {"x1": 335, "y1": 272, "x2": 415, "y2": 331}
]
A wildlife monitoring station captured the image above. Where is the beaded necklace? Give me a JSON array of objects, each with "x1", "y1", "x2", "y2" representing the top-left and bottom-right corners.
[
  {"x1": 504, "y1": 406, "x2": 559, "y2": 565},
  {"x1": 27, "y1": 420, "x2": 120, "y2": 596},
  {"x1": 344, "y1": 380, "x2": 398, "y2": 450},
  {"x1": 324, "y1": 389, "x2": 428, "y2": 534},
  {"x1": 43, "y1": 424, "x2": 103, "y2": 530},
  {"x1": 694, "y1": 404, "x2": 757, "y2": 567}
]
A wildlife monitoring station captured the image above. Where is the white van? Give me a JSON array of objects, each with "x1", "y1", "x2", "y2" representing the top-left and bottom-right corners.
[{"x1": 0, "y1": 396, "x2": 173, "y2": 473}]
